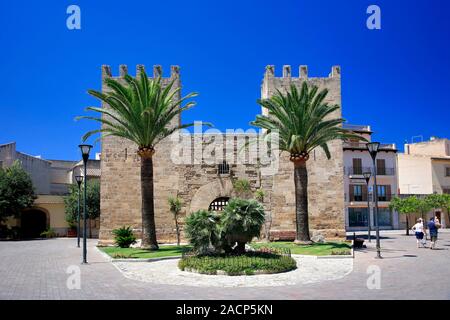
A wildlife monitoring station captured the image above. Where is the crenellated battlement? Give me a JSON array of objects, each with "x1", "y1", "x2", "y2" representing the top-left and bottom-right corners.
[
  {"x1": 101, "y1": 64, "x2": 181, "y2": 80},
  {"x1": 264, "y1": 65, "x2": 341, "y2": 79}
]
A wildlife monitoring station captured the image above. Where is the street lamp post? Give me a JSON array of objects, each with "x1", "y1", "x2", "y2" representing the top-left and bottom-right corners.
[
  {"x1": 75, "y1": 175, "x2": 83, "y2": 248},
  {"x1": 79, "y1": 144, "x2": 92, "y2": 264},
  {"x1": 367, "y1": 142, "x2": 382, "y2": 259},
  {"x1": 363, "y1": 171, "x2": 372, "y2": 243}
]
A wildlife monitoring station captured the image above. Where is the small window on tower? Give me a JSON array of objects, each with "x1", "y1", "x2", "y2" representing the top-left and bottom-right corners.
[{"x1": 218, "y1": 161, "x2": 230, "y2": 175}]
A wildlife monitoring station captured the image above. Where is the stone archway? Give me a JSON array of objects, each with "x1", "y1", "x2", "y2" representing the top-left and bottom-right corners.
[
  {"x1": 21, "y1": 208, "x2": 49, "y2": 239},
  {"x1": 189, "y1": 178, "x2": 234, "y2": 214}
]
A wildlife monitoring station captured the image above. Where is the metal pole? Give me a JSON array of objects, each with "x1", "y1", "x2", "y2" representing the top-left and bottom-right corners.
[
  {"x1": 77, "y1": 183, "x2": 81, "y2": 248},
  {"x1": 366, "y1": 181, "x2": 372, "y2": 243},
  {"x1": 372, "y1": 159, "x2": 382, "y2": 259},
  {"x1": 82, "y1": 161, "x2": 88, "y2": 264}
]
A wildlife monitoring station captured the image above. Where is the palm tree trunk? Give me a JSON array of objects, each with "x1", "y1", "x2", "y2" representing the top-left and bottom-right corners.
[
  {"x1": 174, "y1": 215, "x2": 180, "y2": 246},
  {"x1": 405, "y1": 215, "x2": 409, "y2": 236},
  {"x1": 141, "y1": 156, "x2": 159, "y2": 250},
  {"x1": 294, "y1": 160, "x2": 311, "y2": 243}
]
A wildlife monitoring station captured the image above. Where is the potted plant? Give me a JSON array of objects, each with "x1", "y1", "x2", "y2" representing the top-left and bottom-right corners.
[{"x1": 67, "y1": 221, "x2": 77, "y2": 237}]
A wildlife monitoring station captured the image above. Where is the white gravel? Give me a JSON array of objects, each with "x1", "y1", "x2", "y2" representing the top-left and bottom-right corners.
[{"x1": 112, "y1": 255, "x2": 354, "y2": 287}]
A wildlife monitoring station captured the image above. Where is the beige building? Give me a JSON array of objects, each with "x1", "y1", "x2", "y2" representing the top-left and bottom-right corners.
[
  {"x1": 342, "y1": 125, "x2": 400, "y2": 231},
  {"x1": 398, "y1": 137, "x2": 450, "y2": 227},
  {"x1": 0, "y1": 142, "x2": 101, "y2": 238}
]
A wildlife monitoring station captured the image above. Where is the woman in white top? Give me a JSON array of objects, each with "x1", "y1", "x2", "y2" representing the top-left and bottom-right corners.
[{"x1": 412, "y1": 218, "x2": 426, "y2": 248}]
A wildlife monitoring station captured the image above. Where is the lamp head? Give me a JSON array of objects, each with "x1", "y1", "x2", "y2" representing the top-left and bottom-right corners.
[
  {"x1": 363, "y1": 171, "x2": 371, "y2": 183},
  {"x1": 75, "y1": 175, "x2": 83, "y2": 187},
  {"x1": 366, "y1": 142, "x2": 380, "y2": 160},
  {"x1": 79, "y1": 144, "x2": 92, "y2": 163}
]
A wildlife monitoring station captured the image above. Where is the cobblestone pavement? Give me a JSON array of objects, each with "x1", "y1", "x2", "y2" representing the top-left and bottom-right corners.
[{"x1": 0, "y1": 231, "x2": 449, "y2": 300}]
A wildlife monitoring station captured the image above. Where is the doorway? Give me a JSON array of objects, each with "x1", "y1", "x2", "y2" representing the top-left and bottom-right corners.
[{"x1": 21, "y1": 209, "x2": 48, "y2": 238}]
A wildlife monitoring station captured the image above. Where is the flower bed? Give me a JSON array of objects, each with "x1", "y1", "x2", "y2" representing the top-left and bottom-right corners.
[{"x1": 178, "y1": 249, "x2": 297, "y2": 276}]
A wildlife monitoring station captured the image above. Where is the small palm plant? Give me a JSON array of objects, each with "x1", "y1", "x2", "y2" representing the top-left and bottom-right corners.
[
  {"x1": 251, "y1": 82, "x2": 364, "y2": 243},
  {"x1": 112, "y1": 226, "x2": 137, "y2": 248},
  {"x1": 221, "y1": 198, "x2": 265, "y2": 254},
  {"x1": 168, "y1": 196, "x2": 182, "y2": 246},
  {"x1": 78, "y1": 68, "x2": 204, "y2": 250},
  {"x1": 184, "y1": 209, "x2": 221, "y2": 254}
]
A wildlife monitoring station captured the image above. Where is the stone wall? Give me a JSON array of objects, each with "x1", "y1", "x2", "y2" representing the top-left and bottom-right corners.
[
  {"x1": 261, "y1": 65, "x2": 346, "y2": 239},
  {"x1": 98, "y1": 64, "x2": 346, "y2": 245}
]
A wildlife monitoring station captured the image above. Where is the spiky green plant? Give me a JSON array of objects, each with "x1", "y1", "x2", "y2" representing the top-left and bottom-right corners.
[
  {"x1": 168, "y1": 196, "x2": 182, "y2": 246},
  {"x1": 77, "y1": 68, "x2": 207, "y2": 249},
  {"x1": 251, "y1": 82, "x2": 365, "y2": 243},
  {"x1": 184, "y1": 210, "x2": 221, "y2": 254}
]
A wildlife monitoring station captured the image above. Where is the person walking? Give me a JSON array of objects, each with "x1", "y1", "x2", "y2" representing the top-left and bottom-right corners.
[
  {"x1": 412, "y1": 218, "x2": 426, "y2": 248},
  {"x1": 427, "y1": 217, "x2": 441, "y2": 250}
]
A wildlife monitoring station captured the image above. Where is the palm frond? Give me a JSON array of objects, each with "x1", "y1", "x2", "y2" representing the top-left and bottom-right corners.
[
  {"x1": 77, "y1": 70, "x2": 201, "y2": 149},
  {"x1": 252, "y1": 83, "x2": 366, "y2": 157}
]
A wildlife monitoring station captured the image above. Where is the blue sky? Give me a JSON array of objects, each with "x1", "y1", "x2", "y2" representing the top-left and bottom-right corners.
[{"x1": 1, "y1": 0, "x2": 449, "y2": 160}]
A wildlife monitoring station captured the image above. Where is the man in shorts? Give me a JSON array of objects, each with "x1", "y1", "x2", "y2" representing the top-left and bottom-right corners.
[{"x1": 427, "y1": 217, "x2": 441, "y2": 250}]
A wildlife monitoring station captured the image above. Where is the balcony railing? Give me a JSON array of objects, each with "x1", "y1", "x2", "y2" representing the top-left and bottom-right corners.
[
  {"x1": 346, "y1": 167, "x2": 396, "y2": 176},
  {"x1": 346, "y1": 193, "x2": 396, "y2": 202},
  {"x1": 376, "y1": 194, "x2": 396, "y2": 202},
  {"x1": 343, "y1": 142, "x2": 397, "y2": 151}
]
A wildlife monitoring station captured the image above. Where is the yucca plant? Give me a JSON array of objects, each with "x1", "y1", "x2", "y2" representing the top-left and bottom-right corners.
[
  {"x1": 77, "y1": 68, "x2": 205, "y2": 250},
  {"x1": 251, "y1": 82, "x2": 364, "y2": 243},
  {"x1": 168, "y1": 196, "x2": 182, "y2": 246}
]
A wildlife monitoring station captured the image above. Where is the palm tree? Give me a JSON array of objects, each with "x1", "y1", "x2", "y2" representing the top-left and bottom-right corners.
[
  {"x1": 77, "y1": 69, "x2": 201, "y2": 250},
  {"x1": 168, "y1": 196, "x2": 182, "y2": 246},
  {"x1": 251, "y1": 82, "x2": 364, "y2": 243}
]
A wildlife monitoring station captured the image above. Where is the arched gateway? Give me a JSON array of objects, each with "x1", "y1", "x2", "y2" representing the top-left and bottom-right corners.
[{"x1": 21, "y1": 208, "x2": 48, "y2": 239}]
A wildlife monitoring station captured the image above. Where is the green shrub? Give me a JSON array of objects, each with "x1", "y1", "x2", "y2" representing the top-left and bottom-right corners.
[
  {"x1": 112, "y1": 226, "x2": 137, "y2": 248},
  {"x1": 184, "y1": 198, "x2": 265, "y2": 255},
  {"x1": 40, "y1": 228, "x2": 57, "y2": 238},
  {"x1": 233, "y1": 179, "x2": 251, "y2": 193},
  {"x1": 184, "y1": 210, "x2": 221, "y2": 254},
  {"x1": 254, "y1": 189, "x2": 265, "y2": 202},
  {"x1": 178, "y1": 252, "x2": 297, "y2": 276},
  {"x1": 0, "y1": 225, "x2": 20, "y2": 240},
  {"x1": 221, "y1": 198, "x2": 265, "y2": 254}
]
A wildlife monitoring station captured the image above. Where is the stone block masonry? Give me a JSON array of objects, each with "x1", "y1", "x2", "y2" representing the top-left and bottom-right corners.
[{"x1": 98, "y1": 65, "x2": 346, "y2": 245}]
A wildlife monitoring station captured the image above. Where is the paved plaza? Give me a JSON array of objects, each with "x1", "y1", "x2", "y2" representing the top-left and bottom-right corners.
[{"x1": 0, "y1": 230, "x2": 449, "y2": 300}]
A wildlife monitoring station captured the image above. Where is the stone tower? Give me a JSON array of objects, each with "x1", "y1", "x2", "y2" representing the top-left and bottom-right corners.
[
  {"x1": 98, "y1": 65, "x2": 182, "y2": 244},
  {"x1": 261, "y1": 65, "x2": 346, "y2": 239}
]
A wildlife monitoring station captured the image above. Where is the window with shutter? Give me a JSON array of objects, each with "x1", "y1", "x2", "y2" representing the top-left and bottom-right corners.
[
  {"x1": 377, "y1": 159, "x2": 386, "y2": 175},
  {"x1": 377, "y1": 185, "x2": 389, "y2": 201},
  {"x1": 353, "y1": 158, "x2": 362, "y2": 174},
  {"x1": 350, "y1": 185, "x2": 363, "y2": 201}
]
